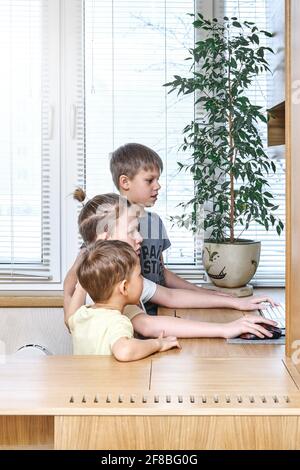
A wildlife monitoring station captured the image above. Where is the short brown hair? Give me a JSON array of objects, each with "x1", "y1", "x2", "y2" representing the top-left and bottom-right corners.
[
  {"x1": 73, "y1": 189, "x2": 132, "y2": 245},
  {"x1": 110, "y1": 143, "x2": 163, "y2": 189},
  {"x1": 77, "y1": 240, "x2": 138, "y2": 302}
]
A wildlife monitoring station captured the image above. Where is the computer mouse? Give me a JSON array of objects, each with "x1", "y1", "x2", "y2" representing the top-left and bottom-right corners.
[{"x1": 239, "y1": 323, "x2": 282, "y2": 340}]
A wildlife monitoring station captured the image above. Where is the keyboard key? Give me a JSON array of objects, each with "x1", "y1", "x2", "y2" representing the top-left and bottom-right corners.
[{"x1": 259, "y1": 303, "x2": 285, "y2": 329}]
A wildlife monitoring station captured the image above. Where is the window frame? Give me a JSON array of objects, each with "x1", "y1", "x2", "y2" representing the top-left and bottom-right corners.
[{"x1": 0, "y1": 0, "x2": 62, "y2": 289}]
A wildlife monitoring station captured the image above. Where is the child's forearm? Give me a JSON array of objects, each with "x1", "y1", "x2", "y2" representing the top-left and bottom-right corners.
[
  {"x1": 164, "y1": 267, "x2": 200, "y2": 291},
  {"x1": 163, "y1": 268, "x2": 230, "y2": 296},
  {"x1": 63, "y1": 264, "x2": 79, "y2": 318},
  {"x1": 164, "y1": 267, "x2": 233, "y2": 297},
  {"x1": 152, "y1": 285, "x2": 238, "y2": 310},
  {"x1": 112, "y1": 337, "x2": 161, "y2": 362},
  {"x1": 131, "y1": 311, "x2": 277, "y2": 340},
  {"x1": 132, "y1": 313, "x2": 226, "y2": 339},
  {"x1": 64, "y1": 284, "x2": 87, "y2": 326},
  {"x1": 63, "y1": 251, "x2": 86, "y2": 322}
]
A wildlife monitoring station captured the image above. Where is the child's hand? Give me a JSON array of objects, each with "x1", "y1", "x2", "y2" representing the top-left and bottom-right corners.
[
  {"x1": 157, "y1": 331, "x2": 181, "y2": 352},
  {"x1": 222, "y1": 314, "x2": 278, "y2": 339},
  {"x1": 233, "y1": 296, "x2": 279, "y2": 311}
]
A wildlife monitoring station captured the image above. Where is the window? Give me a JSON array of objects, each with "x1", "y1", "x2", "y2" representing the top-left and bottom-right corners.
[{"x1": 0, "y1": 0, "x2": 61, "y2": 285}]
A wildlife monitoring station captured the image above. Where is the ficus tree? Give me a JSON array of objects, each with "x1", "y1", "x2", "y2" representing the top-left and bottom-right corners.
[{"x1": 165, "y1": 13, "x2": 284, "y2": 243}]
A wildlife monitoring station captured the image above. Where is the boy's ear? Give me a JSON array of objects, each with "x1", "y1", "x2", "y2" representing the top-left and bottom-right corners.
[
  {"x1": 119, "y1": 279, "x2": 128, "y2": 296},
  {"x1": 119, "y1": 175, "x2": 130, "y2": 191}
]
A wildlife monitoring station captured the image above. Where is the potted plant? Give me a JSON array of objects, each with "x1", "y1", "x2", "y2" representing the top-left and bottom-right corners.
[{"x1": 165, "y1": 13, "x2": 284, "y2": 288}]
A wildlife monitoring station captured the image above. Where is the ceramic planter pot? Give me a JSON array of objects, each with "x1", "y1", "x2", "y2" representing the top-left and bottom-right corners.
[{"x1": 202, "y1": 239, "x2": 261, "y2": 288}]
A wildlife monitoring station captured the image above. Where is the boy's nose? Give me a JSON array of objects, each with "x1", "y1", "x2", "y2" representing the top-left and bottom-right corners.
[
  {"x1": 137, "y1": 232, "x2": 143, "y2": 244},
  {"x1": 154, "y1": 181, "x2": 161, "y2": 190}
]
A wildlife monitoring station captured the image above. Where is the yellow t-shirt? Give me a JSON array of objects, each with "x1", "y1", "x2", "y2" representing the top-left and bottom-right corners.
[{"x1": 68, "y1": 305, "x2": 134, "y2": 355}]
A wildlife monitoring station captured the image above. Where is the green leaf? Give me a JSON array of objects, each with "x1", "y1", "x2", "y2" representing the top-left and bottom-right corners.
[
  {"x1": 230, "y1": 57, "x2": 237, "y2": 68},
  {"x1": 263, "y1": 47, "x2": 275, "y2": 53},
  {"x1": 260, "y1": 30, "x2": 274, "y2": 37}
]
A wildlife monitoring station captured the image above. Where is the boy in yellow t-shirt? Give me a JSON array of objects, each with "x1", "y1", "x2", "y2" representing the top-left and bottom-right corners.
[{"x1": 68, "y1": 239, "x2": 180, "y2": 361}]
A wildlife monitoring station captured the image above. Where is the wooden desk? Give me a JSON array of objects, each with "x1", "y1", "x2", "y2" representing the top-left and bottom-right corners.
[
  {"x1": 0, "y1": 354, "x2": 300, "y2": 450},
  {"x1": 1, "y1": 308, "x2": 300, "y2": 450}
]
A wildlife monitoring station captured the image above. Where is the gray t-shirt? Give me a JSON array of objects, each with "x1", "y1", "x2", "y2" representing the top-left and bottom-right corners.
[{"x1": 139, "y1": 211, "x2": 171, "y2": 315}]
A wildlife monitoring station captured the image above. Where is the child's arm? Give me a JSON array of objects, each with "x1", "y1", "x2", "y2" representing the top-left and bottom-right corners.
[
  {"x1": 63, "y1": 251, "x2": 86, "y2": 325},
  {"x1": 131, "y1": 312, "x2": 277, "y2": 340},
  {"x1": 65, "y1": 283, "x2": 87, "y2": 328},
  {"x1": 150, "y1": 284, "x2": 276, "y2": 310},
  {"x1": 111, "y1": 332, "x2": 180, "y2": 362},
  {"x1": 63, "y1": 258, "x2": 79, "y2": 316},
  {"x1": 164, "y1": 265, "x2": 200, "y2": 291},
  {"x1": 162, "y1": 258, "x2": 230, "y2": 296},
  {"x1": 164, "y1": 266, "x2": 229, "y2": 294}
]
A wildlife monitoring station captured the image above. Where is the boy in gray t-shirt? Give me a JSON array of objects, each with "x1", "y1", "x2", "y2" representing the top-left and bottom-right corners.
[{"x1": 109, "y1": 142, "x2": 226, "y2": 315}]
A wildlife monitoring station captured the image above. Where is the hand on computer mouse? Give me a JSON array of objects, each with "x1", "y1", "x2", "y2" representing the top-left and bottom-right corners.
[
  {"x1": 239, "y1": 323, "x2": 282, "y2": 340},
  {"x1": 222, "y1": 314, "x2": 278, "y2": 339}
]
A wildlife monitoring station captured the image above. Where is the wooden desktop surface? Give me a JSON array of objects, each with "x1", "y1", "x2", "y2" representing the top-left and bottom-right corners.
[{"x1": 0, "y1": 355, "x2": 151, "y2": 393}]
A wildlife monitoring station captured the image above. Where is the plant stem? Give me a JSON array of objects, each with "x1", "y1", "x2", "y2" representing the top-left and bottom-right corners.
[{"x1": 228, "y1": 40, "x2": 234, "y2": 243}]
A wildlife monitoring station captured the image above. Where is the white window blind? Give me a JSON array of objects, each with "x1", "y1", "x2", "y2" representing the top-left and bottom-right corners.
[
  {"x1": 0, "y1": 0, "x2": 61, "y2": 284},
  {"x1": 213, "y1": 0, "x2": 285, "y2": 285},
  {"x1": 84, "y1": 0, "x2": 207, "y2": 280},
  {"x1": 60, "y1": 0, "x2": 86, "y2": 272}
]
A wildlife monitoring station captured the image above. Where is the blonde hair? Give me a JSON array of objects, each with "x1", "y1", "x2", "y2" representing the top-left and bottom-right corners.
[
  {"x1": 73, "y1": 188, "x2": 132, "y2": 245},
  {"x1": 110, "y1": 143, "x2": 163, "y2": 189}
]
